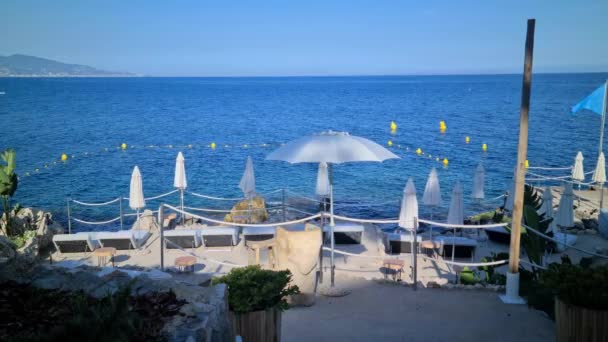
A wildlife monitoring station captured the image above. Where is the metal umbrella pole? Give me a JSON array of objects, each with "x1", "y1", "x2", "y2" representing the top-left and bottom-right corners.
[
  {"x1": 180, "y1": 189, "x2": 185, "y2": 224},
  {"x1": 599, "y1": 80, "x2": 608, "y2": 211},
  {"x1": 329, "y1": 163, "x2": 336, "y2": 287}
]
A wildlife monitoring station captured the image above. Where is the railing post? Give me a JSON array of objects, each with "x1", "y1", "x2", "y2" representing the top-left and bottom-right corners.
[
  {"x1": 159, "y1": 204, "x2": 164, "y2": 271},
  {"x1": 119, "y1": 197, "x2": 124, "y2": 230},
  {"x1": 66, "y1": 198, "x2": 72, "y2": 234},
  {"x1": 282, "y1": 189, "x2": 287, "y2": 222},
  {"x1": 412, "y1": 217, "x2": 418, "y2": 291}
]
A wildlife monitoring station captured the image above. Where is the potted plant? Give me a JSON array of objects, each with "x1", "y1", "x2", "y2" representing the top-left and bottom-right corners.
[
  {"x1": 212, "y1": 265, "x2": 299, "y2": 342},
  {"x1": 534, "y1": 262, "x2": 608, "y2": 342}
]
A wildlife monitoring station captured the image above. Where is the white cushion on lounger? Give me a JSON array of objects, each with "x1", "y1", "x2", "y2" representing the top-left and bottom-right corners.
[
  {"x1": 96, "y1": 230, "x2": 151, "y2": 248},
  {"x1": 385, "y1": 232, "x2": 423, "y2": 242},
  {"x1": 52, "y1": 232, "x2": 99, "y2": 251},
  {"x1": 242, "y1": 226, "x2": 276, "y2": 236},
  {"x1": 434, "y1": 236, "x2": 478, "y2": 247},
  {"x1": 164, "y1": 229, "x2": 199, "y2": 236},
  {"x1": 322, "y1": 223, "x2": 364, "y2": 233},
  {"x1": 485, "y1": 226, "x2": 509, "y2": 234},
  {"x1": 199, "y1": 226, "x2": 238, "y2": 236}
]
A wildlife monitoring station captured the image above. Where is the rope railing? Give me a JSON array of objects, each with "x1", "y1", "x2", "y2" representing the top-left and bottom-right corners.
[
  {"x1": 71, "y1": 216, "x2": 122, "y2": 225},
  {"x1": 162, "y1": 204, "x2": 321, "y2": 227},
  {"x1": 527, "y1": 166, "x2": 572, "y2": 171},
  {"x1": 419, "y1": 255, "x2": 509, "y2": 267},
  {"x1": 71, "y1": 197, "x2": 122, "y2": 206},
  {"x1": 187, "y1": 191, "x2": 244, "y2": 201},
  {"x1": 141, "y1": 189, "x2": 179, "y2": 201},
  {"x1": 523, "y1": 224, "x2": 608, "y2": 259},
  {"x1": 162, "y1": 238, "x2": 246, "y2": 268},
  {"x1": 324, "y1": 212, "x2": 509, "y2": 229}
]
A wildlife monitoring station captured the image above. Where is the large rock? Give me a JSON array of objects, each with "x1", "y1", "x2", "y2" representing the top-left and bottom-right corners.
[
  {"x1": 134, "y1": 209, "x2": 159, "y2": 231},
  {"x1": 224, "y1": 196, "x2": 268, "y2": 224},
  {"x1": 274, "y1": 224, "x2": 322, "y2": 306}
]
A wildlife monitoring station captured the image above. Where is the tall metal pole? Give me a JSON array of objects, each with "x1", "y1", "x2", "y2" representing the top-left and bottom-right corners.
[
  {"x1": 599, "y1": 80, "x2": 608, "y2": 210},
  {"x1": 503, "y1": 19, "x2": 535, "y2": 304},
  {"x1": 119, "y1": 197, "x2": 124, "y2": 230},
  {"x1": 329, "y1": 164, "x2": 336, "y2": 287},
  {"x1": 412, "y1": 217, "x2": 418, "y2": 291},
  {"x1": 66, "y1": 198, "x2": 72, "y2": 234},
  {"x1": 180, "y1": 189, "x2": 185, "y2": 224},
  {"x1": 159, "y1": 204, "x2": 164, "y2": 271}
]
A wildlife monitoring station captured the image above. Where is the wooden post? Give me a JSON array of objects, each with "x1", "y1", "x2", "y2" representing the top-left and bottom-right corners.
[{"x1": 508, "y1": 19, "x2": 536, "y2": 274}]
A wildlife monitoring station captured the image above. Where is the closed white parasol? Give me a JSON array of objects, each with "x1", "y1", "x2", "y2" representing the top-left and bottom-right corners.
[
  {"x1": 572, "y1": 152, "x2": 585, "y2": 182},
  {"x1": 129, "y1": 166, "x2": 145, "y2": 227},
  {"x1": 472, "y1": 162, "x2": 485, "y2": 200},
  {"x1": 447, "y1": 181, "x2": 464, "y2": 262},
  {"x1": 267, "y1": 131, "x2": 399, "y2": 286},
  {"x1": 239, "y1": 156, "x2": 256, "y2": 199},
  {"x1": 422, "y1": 168, "x2": 440, "y2": 239},
  {"x1": 399, "y1": 178, "x2": 419, "y2": 230},
  {"x1": 174, "y1": 152, "x2": 187, "y2": 223}
]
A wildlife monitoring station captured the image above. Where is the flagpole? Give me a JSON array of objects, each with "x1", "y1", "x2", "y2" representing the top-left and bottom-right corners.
[{"x1": 600, "y1": 80, "x2": 608, "y2": 210}]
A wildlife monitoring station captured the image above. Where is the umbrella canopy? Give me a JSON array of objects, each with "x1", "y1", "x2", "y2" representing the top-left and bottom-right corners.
[
  {"x1": 399, "y1": 178, "x2": 418, "y2": 230},
  {"x1": 541, "y1": 187, "x2": 554, "y2": 220},
  {"x1": 316, "y1": 162, "x2": 330, "y2": 196},
  {"x1": 173, "y1": 152, "x2": 187, "y2": 189},
  {"x1": 422, "y1": 168, "x2": 441, "y2": 206},
  {"x1": 472, "y1": 162, "x2": 485, "y2": 200},
  {"x1": 266, "y1": 131, "x2": 399, "y2": 164},
  {"x1": 129, "y1": 166, "x2": 145, "y2": 210},
  {"x1": 239, "y1": 156, "x2": 256, "y2": 199},
  {"x1": 447, "y1": 182, "x2": 464, "y2": 225},
  {"x1": 572, "y1": 152, "x2": 585, "y2": 182},
  {"x1": 593, "y1": 152, "x2": 606, "y2": 184},
  {"x1": 553, "y1": 183, "x2": 574, "y2": 232}
]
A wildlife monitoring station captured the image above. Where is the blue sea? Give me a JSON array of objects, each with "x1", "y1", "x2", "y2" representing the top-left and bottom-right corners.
[{"x1": 0, "y1": 74, "x2": 606, "y2": 231}]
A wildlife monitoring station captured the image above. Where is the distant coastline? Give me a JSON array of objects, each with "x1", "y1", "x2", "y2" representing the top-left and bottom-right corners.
[{"x1": 0, "y1": 54, "x2": 137, "y2": 77}]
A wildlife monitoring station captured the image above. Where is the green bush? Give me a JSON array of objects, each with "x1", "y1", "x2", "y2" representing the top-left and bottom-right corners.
[
  {"x1": 9, "y1": 230, "x2": 36, "y2": 249},
  {"x1": 539, "y1": 263, "x2": 608, "y2": 311},
  {"x1": 212, "y1": 265, "x2": 299, "y2": 314}
]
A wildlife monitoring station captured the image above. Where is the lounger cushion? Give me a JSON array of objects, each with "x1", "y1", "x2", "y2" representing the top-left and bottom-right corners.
[
  {"x1": 96, "y1": 230, "x2": 151, "y2": 249},
  {"x1": 434, "y1": 236, "x2": 478, "y2": 247},
  {"x1": 385, "y1": 233, "x2": 423, "y2": 242},
  {"x1": 242, "y1": 226, "x2": 276, "y2": 236},
  {"x1": 322, "y1": 223, "x2": 364, "y2": 233},
  {"x1": 163, "y1": 229, "x2": 200, "y2": 248},
  {"x1": 199, "y1": 226, "x2": 239, "y2": 246},
  {"x1": 53, "y1": 232, "x2": 98, "y2": 252}
]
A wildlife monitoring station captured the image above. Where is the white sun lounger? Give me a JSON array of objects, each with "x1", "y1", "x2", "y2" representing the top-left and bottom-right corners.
[
  {"x1": 96, "y1": 230, "x2": 151, "y2": 250},
  {"x1": 199, "y1": 226, "x2": 239, "y2": 247},
  {"x1": 323, "y1": 223, "x2": 364, "y2": 244},
  {"x1": 163, "y1": 229, "x2": 200, "y2": 249},
  {"x1": 242, "y1": 226, "x2": 276, "y2": 242},
  {"x1": 434, "y1": 236, "x2": 478, "y2": 259},
  {"x1": 53, "y1": 232, "x2": 99, "y2": 253},
  {"x1": 384, "y1": 232, "x2": 422, "y2": 254}
]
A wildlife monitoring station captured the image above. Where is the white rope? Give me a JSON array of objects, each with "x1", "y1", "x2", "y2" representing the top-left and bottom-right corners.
[
  {"x1": 327, "y1": 213, "x2": 398, "y2": 224},
  {"x1": 285, "y1": 190, "x2": 322, "y2": 203},
  {"x1": 187, "y1": 191, "x2": 244, "y2": 201},
  {"x1": 162, "y1": 238, "x2": 246, "y2": 267},
  {"x1": 71, "y1": 197, "x2": 121, "y2": 206},
  {"x1": 182, "y1": 206, "x2": 275, "y2": 213},
  {"x1": 321, "y1": 247, "x2": 387, "y2": 259},
  {"x1": 419, "y1": 255, "x2": 509, "y2": 267},
  {"x1": 123, "y1": 211, "x2": 158, "y2": 217},
  {"x1": 286, "y1": 206, "x2": 319, "y2": 216},
  {"x1": 324, "y1": 213, "x2": 509, "y2": 229},
  {"x1": 527, "y1": 166, "x2": 571, "y2": 171},
  {"x1": 526, "y1": 171, "x2": 571, "y2": 180},
  {"x1": 72, "y1": 216, "x2": 122, "y2": 225},
  {"x1": 163, "y1": 204, "x2": 321, "y2": 227},
  {"x1": 481, "y1": 194, "x2": 506, "y2": 203},
  {"x1": 523, "y1": 224, "x2": 608, "y2": 259},
  {"x1": 143, "y1": 189, "x2": 179, "y2": 201}
]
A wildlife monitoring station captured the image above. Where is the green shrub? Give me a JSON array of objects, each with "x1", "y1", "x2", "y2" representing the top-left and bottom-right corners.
[
  {"x1": 9, "y1": 230, "x2": 36, "y2": 249},
  {"x1": 212, "y1": 265, "x2": 299, "y2": 314}
]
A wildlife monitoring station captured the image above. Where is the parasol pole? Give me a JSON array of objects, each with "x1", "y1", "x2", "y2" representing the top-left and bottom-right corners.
[
  {"x1": 329, "y1": 163, "x2": 336, "y2": 287},
  {"x1": 503, "y1": 18, "x2": 535, "y2": 304},
  {"x1": 599, "y1": 80, "x2": 608, "y2": 210}
]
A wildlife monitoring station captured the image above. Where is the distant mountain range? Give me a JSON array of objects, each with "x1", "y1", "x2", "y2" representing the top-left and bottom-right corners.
[{"x1": 0, "y1": 54, "x2": 137, "y2": 77}]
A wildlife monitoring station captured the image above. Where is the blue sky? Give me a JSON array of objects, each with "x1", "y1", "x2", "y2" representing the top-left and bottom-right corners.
[{"x1": 1, "y1": 0, "x2": 606, "y2": 76}]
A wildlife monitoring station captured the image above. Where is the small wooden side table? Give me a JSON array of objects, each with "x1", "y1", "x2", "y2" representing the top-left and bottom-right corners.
[
  {"x1": 94, "y1": 247, "x2": 116, "y2": 267},
  {"x1": 420, "y1": 240, "x2": 441, "y2": 259},
  {"x1": 382, "y1": 258, "x2": 405, "y2": 281},
  {"x1": 247, "y1": 239, "x2": 276, "y2": 268},
  {"x1": 175, "y1": 256, "x2": 197, "y2": 273}
]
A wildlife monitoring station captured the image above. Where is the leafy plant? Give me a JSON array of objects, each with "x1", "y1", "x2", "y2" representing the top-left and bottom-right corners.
[
  {"x1": 478, "y1": 252, "x2": 509, "y2": 285},
  {"x1": 9, "y1": 230, "x2": 36, "y2": 249},
  {"x1": 0, "y1": 149, "x2": 18, "y2": 236},
  {"x1": 212, "y1": 265, "x2": 299, "y2": 314}
]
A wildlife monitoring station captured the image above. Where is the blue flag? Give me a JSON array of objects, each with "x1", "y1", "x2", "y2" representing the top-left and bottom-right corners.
[{"x1": 572, "y1": 83, "x2": 606, "y2": 115}]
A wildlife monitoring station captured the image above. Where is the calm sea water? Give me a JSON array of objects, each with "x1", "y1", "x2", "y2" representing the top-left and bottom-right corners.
[{"x1": 0, "y1": 74, "x2": 606, "y2": 230}]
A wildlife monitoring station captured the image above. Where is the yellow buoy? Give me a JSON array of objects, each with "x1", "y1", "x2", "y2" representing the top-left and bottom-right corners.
[
  {"x1": 416, "y1": 148, "x2": 423, "y2": 155},
  {"x1": 61, "y1": 154, "x2": 68, "y2": 162},
  {"x1": 390, "y1": 121, "x2": 397, "y2": 131},
  {"x1": 482, "y1": 143, "x2": 488, "y2": 152},
  {"x1": 210, "y1": 142, "x2": 217, "y2": 150},
  {"x1": 387, "y1": 140, "x2": 393, "y2": 147},
  {"x1": 121, "y1": 143, "x2": 127, "y2": 150},
  {"x1": 443, "y1": 158, "x2": 449, "y2": 167},
  {"x1": 525, "y1": 160, "x2": 529, "y2": 168},
  {"x1": 465, "y1": 136, "x2": 470, "y2": 144}
]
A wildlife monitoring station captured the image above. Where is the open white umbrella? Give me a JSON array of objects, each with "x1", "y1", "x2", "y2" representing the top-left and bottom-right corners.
[
  {"x1": 174, "y1": 152, "x2": 187, "y2": 223},
  {"x1": 472, "y1": 162, "x2": 485, "y2": 200},
  {"x1": 316, "y1": 162, "x2": 330, "y2": 197},
  {"x1": 447, "y1": 181, "x2": 464, "y2": 262},
  {"x1": 399, "y1": 178, "x2": 419, "y2": 230},
  {"x1": 422, "y1": 168, "x2": 440, "y2": 239},
  {"x1": 593, "y1": 152, "x2": 606, "y2": 209},
  {"x1": 129, "y1": 166, "x2": 145, "y2": 227},
  {"x1": 267, "y1": 131, "x2": 399, "y2": 286},
  {"x1": 239, "y1": 156, "x2": 256, "y2": 199}
]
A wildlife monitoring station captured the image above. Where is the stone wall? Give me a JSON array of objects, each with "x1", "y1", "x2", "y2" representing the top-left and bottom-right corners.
[{"x1": 0, "y1": 262, "x2": 231, "y2": 342}]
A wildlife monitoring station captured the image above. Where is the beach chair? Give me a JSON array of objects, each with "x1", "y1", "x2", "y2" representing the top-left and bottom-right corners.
[
  {"x1": 96, "y1": 230, "x2": 151, "y2": 250},
  {"x1": 485, "y1": 226, "x2": 511, "y2": 244},
  {"x1": 199, "y1": 225, "x2": 239, "y2": 247},
  {"x1": 384, "y1": 232, "x2": 422, "y2": 254},
  {"x1": 322, "y1": 223, "x2": 364, "y2": 244},
  {"x1": 52, "y1": 232, "x2": 99, "y2": 254},
  {"x1": 242, "y1": 225, "x2": 276, "y2": 242},
  {"x1": 435, "y1": 236, "x2": 478, "y2": 259},
  {"x1": 163, "y1": 229, "x2": 200, "y2": 249}
]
